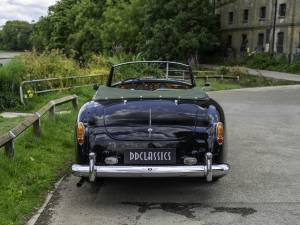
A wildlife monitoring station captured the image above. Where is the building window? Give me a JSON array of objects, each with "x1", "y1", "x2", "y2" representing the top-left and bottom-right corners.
[
  {"x1": 277, "y1": 32, "x2": 284, "y2": 53},
  {"x1": 279, "y1": 3, "x2": 286, "y2": 17},
  {"x1": 260, "y1": 7, "x2": 266, "y2": 19},
  {"x1": 229, "y1": 12, "x2": 234, "y2": 24},
  {"x1": 257, "y1": 33, "x2": 264, "y2": 52},
  {"x1": 227, "y1": 35, "x2": 232, "y2": 47},
  {"x1": 243, "y1": 9, "x2": 249, "y2": 23}
]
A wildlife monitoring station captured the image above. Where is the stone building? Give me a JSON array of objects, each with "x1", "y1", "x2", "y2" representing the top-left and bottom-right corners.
[{"x1": 215, "y1": 0, "x2": 300, "y2": 60}]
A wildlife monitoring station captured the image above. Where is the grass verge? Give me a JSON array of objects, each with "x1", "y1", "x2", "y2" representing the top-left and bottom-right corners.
[
  {"x1": 0, "y1": 113, "x2": 76, "y2": 225},
  {"x1": 0, "y1": 116, "x2": 26, "y2": 135},
  {"x1": 0, "y1": 89, "x2": 94, "y2": 225}
]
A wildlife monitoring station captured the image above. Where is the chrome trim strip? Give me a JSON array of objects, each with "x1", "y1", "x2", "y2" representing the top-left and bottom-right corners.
[{"x1": 72, "y1": 164, "x2": 230, "y2": 179}]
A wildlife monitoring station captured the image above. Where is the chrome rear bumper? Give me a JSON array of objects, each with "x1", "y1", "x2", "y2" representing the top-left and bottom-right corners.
[{"x1": 71, "y1": 152, "x2": 230, "y2": 182}]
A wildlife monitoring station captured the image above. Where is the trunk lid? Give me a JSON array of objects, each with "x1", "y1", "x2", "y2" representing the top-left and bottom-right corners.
[{"x1": 104, "y1": 100, "x2": 208, "y2": 141}]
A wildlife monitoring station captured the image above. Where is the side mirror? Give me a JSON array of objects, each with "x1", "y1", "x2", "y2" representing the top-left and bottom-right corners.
[{"x1": 93, "y1": 84, "x2": 99, "y2": 91}]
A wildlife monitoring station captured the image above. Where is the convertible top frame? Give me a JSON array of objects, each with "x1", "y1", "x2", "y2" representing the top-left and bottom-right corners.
[{"x1": 107, "y1": 61, "x2": 196, "y2": 87}]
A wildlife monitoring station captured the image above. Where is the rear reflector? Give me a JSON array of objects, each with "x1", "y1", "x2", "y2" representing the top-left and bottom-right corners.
[
  {"x1": 77, "y1": 122, "x2": 85, "y2": 145},
  {"x1": 216, "y1": 122, "x2": 224, "y2": 145}
]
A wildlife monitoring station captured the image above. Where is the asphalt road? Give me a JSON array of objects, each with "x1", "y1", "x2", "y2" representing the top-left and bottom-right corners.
[{"x1": 36, "y1": 85, "x2": 300, "y2": 225}]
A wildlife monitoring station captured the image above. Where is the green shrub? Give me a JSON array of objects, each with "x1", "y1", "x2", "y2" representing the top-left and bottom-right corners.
[
  {"x1": 20, "y1": 50, "x2": 81, "y2": 80},
  {"x1": 281, "y1": 58, "x2": 300, "y2": 74},
  {"x1": 228, "y1": 53, "x2": 300, "y2": 74},
  {"x1": 240, "y1": 53, "x2": 285, "y2": 69}
]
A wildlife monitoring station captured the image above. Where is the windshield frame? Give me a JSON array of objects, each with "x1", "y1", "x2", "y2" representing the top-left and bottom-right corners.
[{"x1": 106, "y1": 61, "x2": 196, "y2": 87}]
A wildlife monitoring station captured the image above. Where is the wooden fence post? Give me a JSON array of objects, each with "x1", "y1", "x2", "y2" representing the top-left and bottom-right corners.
[
  {"x1": 33, "y1": 113, "x2": 41, "y2": 137},
  {"x1": 5, "y1": 140, "x2": 14, "y2": 158},
  {"x1": 5, "y1": 131, "x2": 16, "y2": 158},
  {"x1": 205, "y1": 76, "x2": 209, "y2": 83},
  {"x1": 72, "y1": 97, "x2": 78, "y2": 111},
  {"x1": 49, "y1": 103, "x2": 55, "y2": 120}
]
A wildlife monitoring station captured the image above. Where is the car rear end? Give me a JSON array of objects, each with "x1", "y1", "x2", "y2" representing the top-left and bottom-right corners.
[{"x1": 72, "y1": 99, "x2": 230, "y2": 182}]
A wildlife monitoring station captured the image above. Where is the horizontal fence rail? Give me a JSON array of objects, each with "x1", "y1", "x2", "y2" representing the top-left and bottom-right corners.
[
  {"x1": 20, "y1": 74, "x2": 106, "y2": 104},
  {"x1": 0, "y1": 57, "x2": 13, "y2": 60},
  {"x1": 0, "y1": 95, "x2": 78, "y2": 158},
  {"x1": 195, "y1": 75, "x2": 240, "y2": 82},
  {"x1": 193, "y1": 70, "x2": 219, "y2": 75},
  {"x1": 193, "y1": 70, "x2": 239, "y2": 82}
]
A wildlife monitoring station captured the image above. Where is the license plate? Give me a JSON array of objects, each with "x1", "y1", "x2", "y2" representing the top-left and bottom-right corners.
[{"x1": 124, "y1": 149, "x2": 176, "y2": 165}]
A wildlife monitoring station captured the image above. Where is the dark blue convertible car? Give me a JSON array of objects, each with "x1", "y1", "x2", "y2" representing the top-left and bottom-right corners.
[{"x1": 72, "y1": 61, "x2": 230, "y2": 185}]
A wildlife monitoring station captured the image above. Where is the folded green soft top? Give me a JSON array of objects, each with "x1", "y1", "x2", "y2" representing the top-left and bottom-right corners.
[{"x1": 93, "y1": 85, "x2": 208, "y2": 101}]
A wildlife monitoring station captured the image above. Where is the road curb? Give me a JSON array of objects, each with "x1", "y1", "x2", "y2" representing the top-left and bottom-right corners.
[{"x1": 25, "y1": 176, "x2": 65, "y2": 225}]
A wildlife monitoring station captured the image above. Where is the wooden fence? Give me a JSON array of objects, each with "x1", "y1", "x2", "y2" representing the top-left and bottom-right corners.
[{"x1": 0, "y1": 95, "x2": 78, "y2": 158}]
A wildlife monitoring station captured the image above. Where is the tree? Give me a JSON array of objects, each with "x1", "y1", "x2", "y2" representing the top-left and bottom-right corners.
[
  {"x1": 30, "y1": 17, "x2": 53, "y2": 52},
  {"x1": 31, "y1": 0, "x2": 220, "y2": 62},
  {"x1": 1, "y1": 21, "x2": 33, "y2": 50},
  {"x1": 100, "y1": 0, "x2": 144, "y2": 53},
  {"x1": 137, "y1": 0, "x2": 220, "y2": 61},
  {"x1": 31, "y1": 0, "x2": 107, "y2": 60}
]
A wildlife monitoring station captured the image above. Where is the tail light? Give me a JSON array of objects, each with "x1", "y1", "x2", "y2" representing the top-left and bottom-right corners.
[
  {"x1": 216, "y1": 122, "x2": 224, "y2": 145},
  {"x1": 77, "y1": 122, "x2": 85, "y2": 145}
]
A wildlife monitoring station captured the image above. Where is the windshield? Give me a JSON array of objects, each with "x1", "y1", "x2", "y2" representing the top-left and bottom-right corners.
[{"x1": 108, "y1": 61, "x2": 194, "y2": 86}]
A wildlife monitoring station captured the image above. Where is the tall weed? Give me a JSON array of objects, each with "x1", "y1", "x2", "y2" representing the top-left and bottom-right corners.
[
  {"x1": 0, "y1": 50, "x2": 112, "y2": 111},
  {"x1": 0, "y1": 59, "x2": 26, "y2": 110}
]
